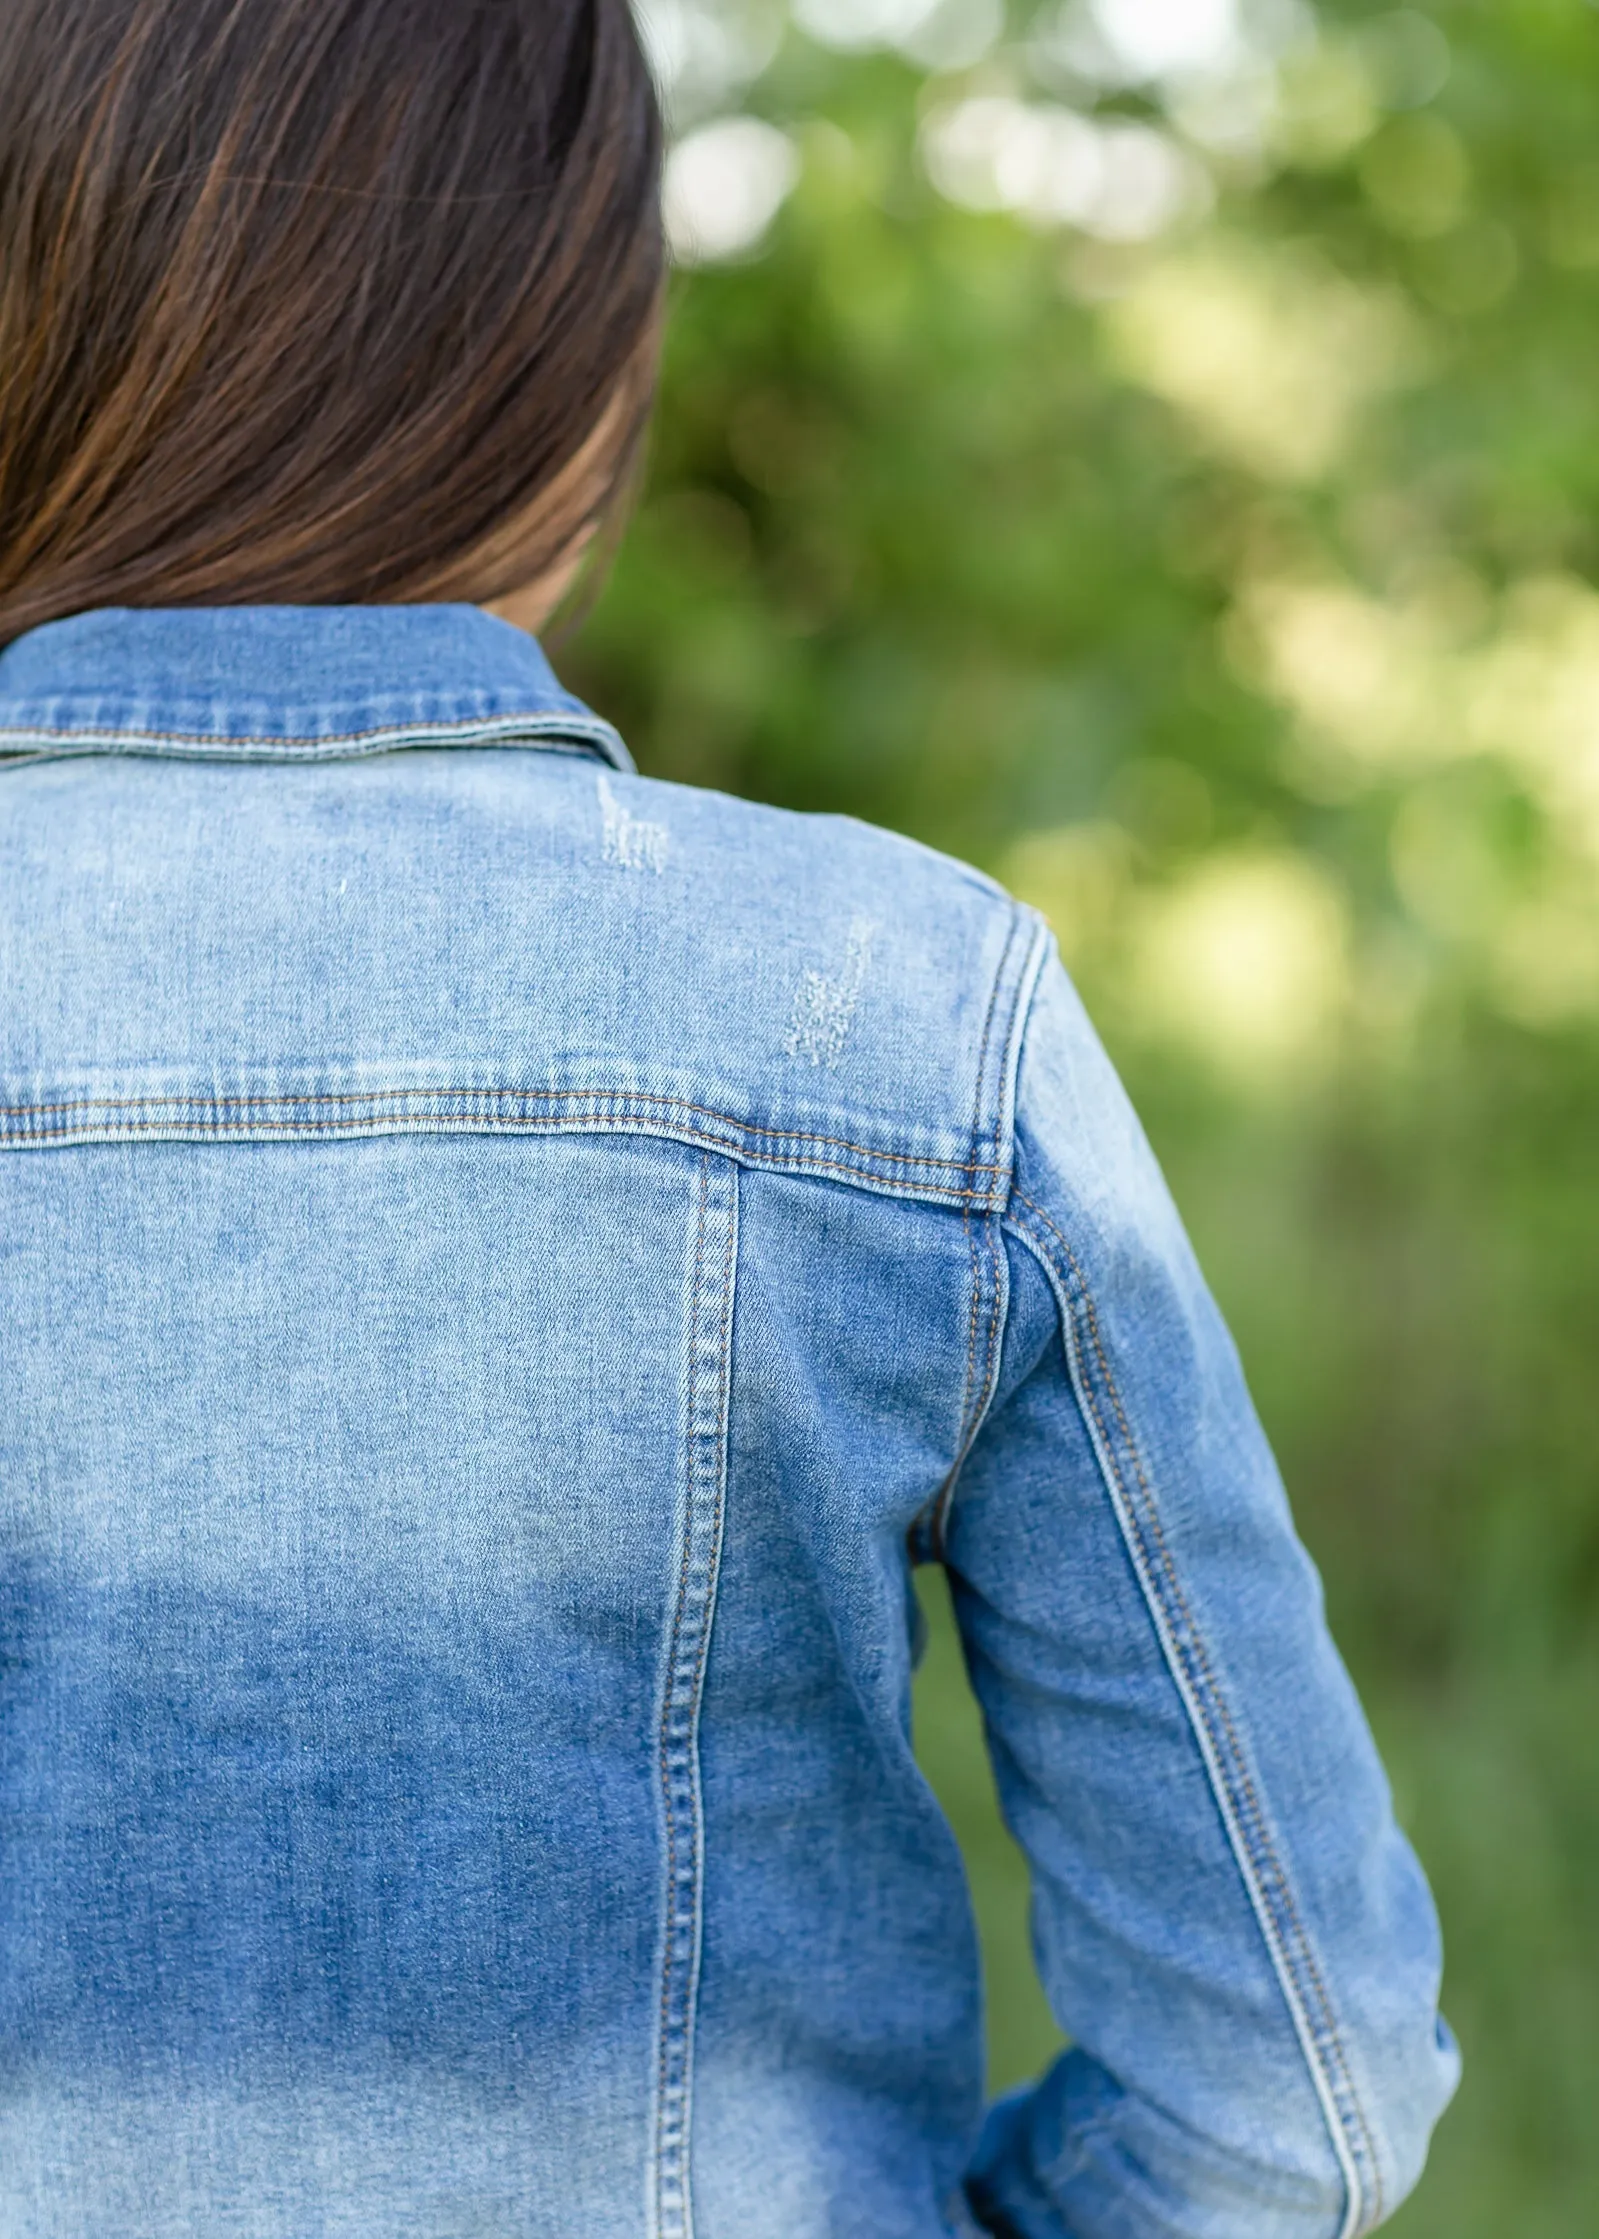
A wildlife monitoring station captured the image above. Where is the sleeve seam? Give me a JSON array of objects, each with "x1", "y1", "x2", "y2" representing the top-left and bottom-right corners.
[
  {"x1": 917, "y1": 901, "x2": 1051, "y2": 1561},
  {"x1": 1002, "y1": 1189, "x2": 1385, "y2": 2239}
]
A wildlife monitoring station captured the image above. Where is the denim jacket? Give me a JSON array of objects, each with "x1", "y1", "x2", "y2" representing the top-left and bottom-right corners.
[{"x1": 0, "y1": 606, "x2": 1457, "y2": 2239}]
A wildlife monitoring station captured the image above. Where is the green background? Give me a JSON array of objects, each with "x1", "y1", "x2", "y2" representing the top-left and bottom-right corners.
[{"x1": 572, "y1": 5, "x2": 1599, "y2": 2229}]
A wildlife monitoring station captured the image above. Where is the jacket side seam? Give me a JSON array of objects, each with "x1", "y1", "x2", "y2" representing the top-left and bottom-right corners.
[
  {"x1": 652, "y1": 1152, "x2": 738, "y2": 2239},
  {"x1": 1006, "y1": 1193, "x2": 1383, "y2": 2239}
]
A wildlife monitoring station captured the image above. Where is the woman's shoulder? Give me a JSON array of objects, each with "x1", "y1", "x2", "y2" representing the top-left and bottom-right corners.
[{"x1": 461, "y1": 752, "x2": 1053, "y2": 1209}]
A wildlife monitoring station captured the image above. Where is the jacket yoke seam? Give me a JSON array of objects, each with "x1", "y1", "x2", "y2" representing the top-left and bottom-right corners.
[
  {"x1": 0, "y1": 1110, "x2": 997, "y2": 1208},
  {"x1": 0, "y1": 1086, "x2": 1003, "y2": 1180},
  {"x1": 1006, "y1": 1191, "x2": 1382, "y2": 2238}
]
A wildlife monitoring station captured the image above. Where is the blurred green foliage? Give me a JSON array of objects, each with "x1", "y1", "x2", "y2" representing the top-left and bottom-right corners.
[{"x1": 570, "y1": 4, "x2": 1599, "y2": 2229}]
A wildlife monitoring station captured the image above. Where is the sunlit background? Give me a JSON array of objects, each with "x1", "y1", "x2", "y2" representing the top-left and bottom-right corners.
[{"x1": 569, "y1": 5, "x2": 1599, "y2": 2231}]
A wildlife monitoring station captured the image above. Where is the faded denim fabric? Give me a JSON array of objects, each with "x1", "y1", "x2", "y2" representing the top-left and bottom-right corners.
[{"x1": 0, "y1": 606, "x2": 1458, "y2": 2239}]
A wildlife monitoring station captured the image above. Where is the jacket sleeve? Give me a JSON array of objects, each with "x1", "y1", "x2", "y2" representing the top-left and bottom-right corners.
[{"x1": 947, "y1": 942, "x2": 1459, "y2": 2239}]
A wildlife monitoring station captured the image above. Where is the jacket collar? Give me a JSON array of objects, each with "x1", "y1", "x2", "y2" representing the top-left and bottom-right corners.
[{"x1": 0, "y1": 604, "x2": 632, "y2": 771}]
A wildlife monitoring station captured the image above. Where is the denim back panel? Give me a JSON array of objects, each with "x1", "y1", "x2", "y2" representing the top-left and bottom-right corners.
[{"x1": 0, "y1": 1131, "x2": 720, "y2": 2234}]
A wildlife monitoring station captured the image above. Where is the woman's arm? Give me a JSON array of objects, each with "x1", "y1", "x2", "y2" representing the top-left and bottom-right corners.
[{"x1": 946, "y1": 946, "x2": 1459, "y2": 2239}]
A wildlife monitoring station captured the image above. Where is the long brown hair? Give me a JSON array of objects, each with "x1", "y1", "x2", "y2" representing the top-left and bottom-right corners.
[{"x1": 0, "y1": 0, "x2": 663, "y2": 647}]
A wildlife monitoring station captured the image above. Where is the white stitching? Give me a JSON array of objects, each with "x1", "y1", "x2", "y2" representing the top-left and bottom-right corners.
[{"x1": 652, "y1": 1155, "x2": 737, "y2": 2239}]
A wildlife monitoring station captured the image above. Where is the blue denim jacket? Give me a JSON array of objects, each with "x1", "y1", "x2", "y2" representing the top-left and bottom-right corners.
[{"x1": 0, "y1": 606, "x2": 1457, "y2": 2239}]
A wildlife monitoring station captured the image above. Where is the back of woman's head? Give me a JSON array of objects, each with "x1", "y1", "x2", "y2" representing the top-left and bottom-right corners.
[{"x1": 0, "y1": 0, "x2": 663, "y2": 645}]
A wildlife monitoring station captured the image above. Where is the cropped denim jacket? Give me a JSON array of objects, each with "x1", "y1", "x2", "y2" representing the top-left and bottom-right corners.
[{"x1": 0, "y1": 605, "x2": 1458, "y2": 2239}]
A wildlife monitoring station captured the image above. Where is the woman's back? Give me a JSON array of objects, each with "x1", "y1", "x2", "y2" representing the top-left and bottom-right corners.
[
  {"x1": 0, "y1": 603, "x2": 1455, "y2": 2237},
  {"x1": 0, "y1": 2, "x2": 1456, "y2": 2227},
  {"x1": 0, "y1": 601, "x2": 1026, "y2": 2236}
]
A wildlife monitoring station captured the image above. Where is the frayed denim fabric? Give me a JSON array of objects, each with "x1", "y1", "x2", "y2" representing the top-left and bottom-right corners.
[{"x1": 0, "y1": 607, "x2": 1458, "y2": 2238}]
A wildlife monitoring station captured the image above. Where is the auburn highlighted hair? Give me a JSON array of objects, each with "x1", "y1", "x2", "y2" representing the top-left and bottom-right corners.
[{"x1": 0, "y1": 0, "x2": 664, "y2": 646}]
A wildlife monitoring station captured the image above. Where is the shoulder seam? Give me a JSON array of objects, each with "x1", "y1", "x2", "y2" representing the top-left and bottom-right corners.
[{"x1": 918, "y1": 901, "x2": 1053, "y2": 1556}]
